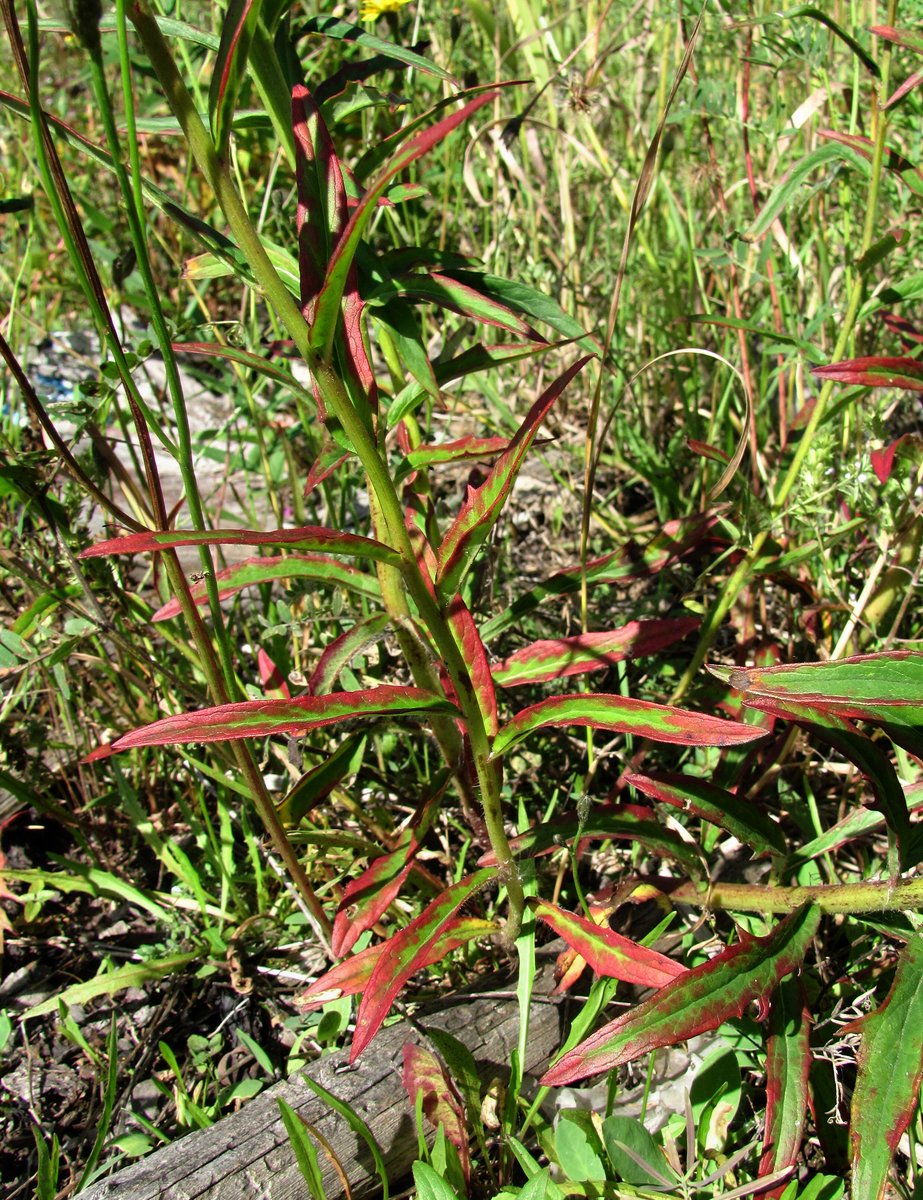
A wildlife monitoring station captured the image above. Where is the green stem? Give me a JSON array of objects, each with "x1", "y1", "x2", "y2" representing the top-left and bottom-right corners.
[
  {"x1": 127, "y1": 0, "x2": 524, "y2": 936},
  {"x1": 667, "y1": 873, "x2": 923, "y2": 916}
]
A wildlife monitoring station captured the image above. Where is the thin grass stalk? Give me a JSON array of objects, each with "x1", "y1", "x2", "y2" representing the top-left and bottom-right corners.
[
  {"x1": 671, "y1": 5, "x2": 899, "y2": 702},
  {"x1": 127, "y1": 0, "x2": 525, "y2": 934}
]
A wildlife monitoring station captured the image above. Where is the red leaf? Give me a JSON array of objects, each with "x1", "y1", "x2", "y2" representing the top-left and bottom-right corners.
[
  {"x1": 435, "y1": 356, "x2": 592, "y2": 596},
  {"x1": 402, "y1": 1044, "x2": 471, "y2": 1183},
  {"x1": 447, "y1": 594, "x2": 498, "y2": 737},
  {"x1": 78, "y1": 525, "x2": 399, "y2": 563},
  {"x1": 258, "y1": 648, "x2": 291, "y2": 699},
  {"x1": 332, "y1": 831, "x2": 416, "y2": 957},
  {"x1": 810, "y1": 355, "x2": 923, "y2": 392},
  {"x1": 528, "y1": 899, "x2": 686, "y2": 989},
  {"x1": 351, "y1": 870, "x2": 495, "y2": 1061}
]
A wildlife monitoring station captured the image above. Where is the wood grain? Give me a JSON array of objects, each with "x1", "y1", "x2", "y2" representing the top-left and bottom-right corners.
[{"x1": 83, "y1": 955, "x2": 565, "y2": 1200}]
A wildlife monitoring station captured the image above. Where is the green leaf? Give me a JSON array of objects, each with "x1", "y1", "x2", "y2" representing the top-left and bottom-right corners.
[
  {"x1": 23, "y1": 953, "x2": 197, "y2": 1019},
  {"x1": 88, "y1": 686, "x2": 457, "y2": 755},
  {"x1": 541, "y1": 905, "x2": 821, "y2": 1086},
  {"x1": 277, "y1": 1098, "x2": 325, "y2": 1200},
  {"x1": 412, "y1": 1160, "x2": 464, "y2": 1200},
  {"x1": 300, "y1": 15, "x2": 456, "y2": 83},
  {"x1": 850, "y1": 934, "x2": 923, "y2": 1200},
  {"x1": 300, "y1": 1074, "x2": 389, "y2": 1200},
  {"x1": 554, "y1": 1110, "x2": 607, "y2": 1182},
  {"x1": 351, "y1": 870, "x2": 496, "y2": 1060},
  {"x1": 742, "y1": 144, "x2": 869, "y2": 241},
  {"x1": 602, "y1": 1115, "x2": 676, "y2": 1188},
  {"x1": 277, "y1": 733, "x2": 368, "y2": 825},
  {"x1": 492, "y1": 694, "x2": 767, "y2": 760}
]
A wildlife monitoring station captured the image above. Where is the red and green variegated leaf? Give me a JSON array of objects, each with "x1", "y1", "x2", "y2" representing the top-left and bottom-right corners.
[
  {"x1": 811, "y1": 356, "x2": 923, "y2": 392},
  {"x1": 491, "y1": 694, "x2": 767, "y2": 760},
  {"x1": 172, "y1": 342, "x2": 317, "y2": 410},
  {"x1": 373, "y1": 273, "x2": 538, "y2": 338},
  {"x1": 300, "y1": 15, "x2": 456, "y2": 82},
  {"x1": 541, "y1": 905, "x2": 821, "y2": 1087},
  {"x1": 872, "y1": 25, "x2": 923, "y2": 55},
  {"x1": 528, "y1": 899, "x2": 686, "y2": 989},
  {"x1": 818, "y1": 129, "x2": 923, "y2": 190},
  {"x1": 759, "y1": 979, "x2": 811, "y2": 1198},
  {"x1": 304, "y1": 442, "x2": 351, "y2": 494},
  {"x1": 492, "y1": 618, "x2": 700, "y2": 688},
  {"x1": 479, "y1": 514, "x2": 717, "y2": 641},
  {"x1": 406, "y1": 436, "x2": 510, "y2": 473},
  {"x1": 294, "y1": 917, "x2": 497, "y2": 1012},
  {"x1": 257, "y1": 647, "x2": 291, "y2": 699},
  {"x1": 447, "y1": 595, "x2": 498, "y2": 737},
  {"x1": 90, "y1": 686, "x2": 457, "y2": 755},
  {"x1": 208, "y1": 0, "x2": 264, "y2": 158},
  {"x1": 352, "y1": 870, "x2": 496, "y2": 1060},
  {"x1": 715, "y1": 651, "x2": 923, "y2": 731},
  {"x1": 886, "y1": 68, "x2": 923, "y2": 109},
  {"x1": 477, "y1": 806, "x2": 703, "y2": 877},
  {"x1": 850, "y1": 934, "x2": 923, "y2": 1200},
  {"x1": 79, "y1": 525, "x2": 399, "y2": 564},
  {"x1": 436, "y1": 356, "x2": 591, "y2": 597},
  {"x1": 308, "y1": 614, "x2": 393, "y2": 696},
  {"x1": 625, "y1": 771, "x2": 786, "y2": 857},
  {"x1": 402, "y1": 1044, "x2": 471, "y2": 1184},
  {"x1": 312, "y1": 93, "x2": 496, "y2": 362},
  {"x1": 332, "y1": 829, "x2": 416, "y2": 957},
  {"x1": 293, "y1": 86, "x2": 378, "y2": 420},
  {"x1": 277, "y1": 732, "x2": 367, "y2": 825},
  {"x1": 151, "y1": 554, "x2": 381, "y2": 621}
]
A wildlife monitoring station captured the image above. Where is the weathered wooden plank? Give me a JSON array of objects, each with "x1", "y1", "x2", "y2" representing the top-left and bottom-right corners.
[{"x1": 83, "y1": 955, "x2": 565, "y2": 1200}]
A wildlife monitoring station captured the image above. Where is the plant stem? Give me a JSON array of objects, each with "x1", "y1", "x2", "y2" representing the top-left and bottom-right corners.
[{"x1": 662, "y1": 873, "x2": 923, "y2": 917}]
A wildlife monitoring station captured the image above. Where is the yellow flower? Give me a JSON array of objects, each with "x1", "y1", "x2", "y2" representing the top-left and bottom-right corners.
[{"x1": 360, "y1": 0, "x2": 413, "y2": 19}]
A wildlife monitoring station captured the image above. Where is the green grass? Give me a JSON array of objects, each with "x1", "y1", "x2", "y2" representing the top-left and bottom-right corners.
[{"x1": 2, "y1": 1, "x2": 923, "y2": 1197}]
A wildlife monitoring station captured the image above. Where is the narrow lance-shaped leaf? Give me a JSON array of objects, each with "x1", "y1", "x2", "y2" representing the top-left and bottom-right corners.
[
  {"x1": 87, "y1": 686, "x2": 457, "y2": 757},
  {"x1": 308, "y1": 614, "x2": 393, "y2": 696},
  {"x1": 447, "y1": 594, "x2": 498, "y2": 737},
  {"x1": 811, "y1": 356, "x2": 923, "y2": 392},
  {"x1": 492, "y1": 618, "x2": 700, "y2": 688},
  {"x1": 714, "y1": 651, "x2": 923, "y2": 731},
  {"x1": 277, "y1": 733, "x2": 367, "y2": 825},
  {"x1": 437, "y1": 356, "x2": 592, "y2": 597},
  {"x1": 742, "y1": 143, "x2": 869, "y2": 242},
  {"x1": 300, "y1": 15, "x2": 456, "y2": 83},
  {"x1": 477, "y1": 806, "x2": 703, "y2": 878},
  {"x1": 491, "y1": 694, "x2": 767, "y2": 760},
  {"x1": 152, "y1": 554, "x2": 381, "y2": 622},
  {"x1": 402, "y1": 1044, "x2": 471, "y2": 1184},
  {"x1": 625, "y1": 771, "x2": 786, "y2": 857},
  {"x1": 352, "y1": 870, "x2": 496, "y2": 1060},
  {"x1": 79, "y1": 525, "x2": 400, "y2": 564},
  {"x1": 312, "y1": 92, "x2": 497, "y2": 362},
  {"x1": 850, "y1": 934, "x2": 923, "y2": 1200},
  {"x1": 209, "y1": 0, "x2": 265, "y2": 158},
  {"x1": 527, "y1": 899, "x2": 686, "y2": 989},
  {"x1": 759, "y1": 978, "x2": 812, "y2": 1198},
  {"x1": 541, "y1": 905, "x2": 821, "y2": 1087},
  {"x1": 293, "y1": 919, "x2": 497, "y2": 1012},
  {"x1": 172, "y1": 341, "x2": 317, "y2": 408},
  {"x1": 404, "y1": 436, "x2": 510, "y2": 473},
  {"x1": 370, "y1": 272, "x2": 538, "y2": 338}
]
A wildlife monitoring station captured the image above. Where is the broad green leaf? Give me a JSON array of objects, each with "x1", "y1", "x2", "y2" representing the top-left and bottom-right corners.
[
  {"x1": 759, "y1": 979, "x2": 811, "y2": 1187},
  {"x1": 22, "y1": 952, "x2": 197, "y2": 1019},
  {"x1": 294, "y1": 917, "x2": 498, "y2": 1011},
  {"x1": 403, "y1": 1045, "x2": 471, "y2": 1184},
  {"x1": 527, "y1": 898, "x2": 686, "y2": 988},
  {"x1": 209, "y1": 0, "x2": 265, "y2": 158},
  {"x1": 625, "y1": 771, "x2": 787, "y2": 857},
  {"x1": 541, "y1": 905, "x2": 821, "y2": 1086},
  {"x1": 492, "y1": 618, "x2": 700, "y2": 688},
  {"x1": 478, "y1": 805, "x2": 703, "y2": 877},
  {"x1": 151, "y1": 554, "x2": 381, "y2": 621},
  {"x1": 446, "y1": 271, "x2": 599, "y2": 355},
  {"x1": 602, "y1": 1115, "x2": 676, "y2": 1188},
  {"x1": 277, "y1": 733, "x2": 368, "y2": 824},
  {"x1": 352, "y1": 870, "x2": 496, "y2": 1060},
  {"x1": 312, "y1": 93, "x2": 496, "y2": 362},
  {"x1": 850, "y1": 935, "x2": 923, "y2": 1200},
  {"x1": 743, "y1": 143, "x2": 869, "y2": 241},
  {"x1": 716, "y1": 651, "x2": 923, "y2": 730},
  {"x1": 277, "y1": 1098, "x2": 325, "y2": 1200},
  {"x1": 554, "y1": 1111, "x2": 607, "y2": 1181},
  {"x1": 436, "y1": 356, "x2": 592, "y2": 597},
  {"x1": 491, "y1": 694, "x2": 767, "y2": 760},
  {"x1": 88, "y1": 687, "x2": 457, "y2": 755},
  {"x1": 811, "y1": 355, "x2": 923, "y2": 392},
  {"x1": 79, "y1": 525, "x2": 399, "y2": 565},
  {"x1": 412, "y1": 1160, "x2": 463, "y2": 1200}
]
